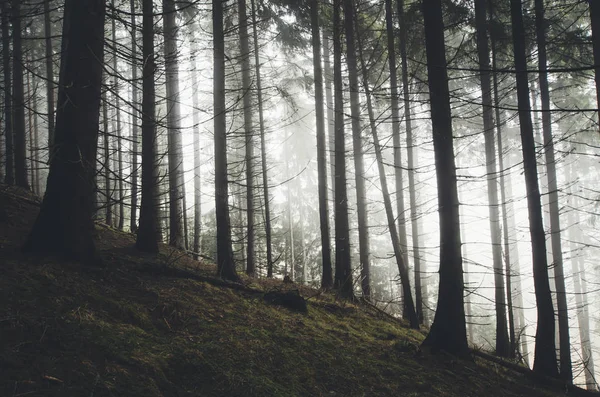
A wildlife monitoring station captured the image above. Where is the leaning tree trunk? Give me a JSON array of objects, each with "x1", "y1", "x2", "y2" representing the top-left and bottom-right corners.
[
  {"x1": 163, "y1": 0, "x2": 186, "y2": 250},
  {"x1": 332, "y1": 0, "x2": 353, "y2": 299},
  {"x1": 12, "y1": 0, "x2": 29, "y2": 189},
  {"x1": 357, "y1": 14, "x2": 419, "y2": 328},
  {"x1": 135, "y1": 0, "x2": 159, "y2": 253},
  {"x1": 534, "y1": 0, "x2": 571, "y2": 382},
  {"x1": 2, "y1": 0, "x2": 13, "y2": 185},
  {"x1": 129, "y1": 0, "x2": 139, "y2": 232},
  {"x1": 310, "y1": 0, "x2": 333, "y2": 288},
  {"x1": 343, "y1": 0, "x2": 370, "y2": 300},
  {"x1": 44, "y1": 0, "x2": 55, "y2": 153},
  {"x1": 509, "y1": 0, "x2": 558, "y2": 378},
  {"x1": 474, "y1": 0, "x2": 510, "y2": 358},
  {"x1": 420, "y1": 0, "x2": 469, "y2": 357},
  {"x1": 237, "y1": 0, "x2": 256, "y2": 277},
  {"x1": 23, "y1": 0, "x2": 106, "y2": 262},
  {"x1": 397, "y1": 0, "x2": 425, "y2": 325},
  {"x1": 213, "y1": 0, "x2": 238, "y2": 281}
]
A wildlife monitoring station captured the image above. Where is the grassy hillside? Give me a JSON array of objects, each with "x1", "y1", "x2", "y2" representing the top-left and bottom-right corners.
[{"x1": 0, "y1": 185, "x2": 587, "y2": 396}]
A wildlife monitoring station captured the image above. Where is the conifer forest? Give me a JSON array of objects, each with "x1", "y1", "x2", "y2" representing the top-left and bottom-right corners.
[{"x1": 1, "y1": 0, "x2": 600, "y2": 392}]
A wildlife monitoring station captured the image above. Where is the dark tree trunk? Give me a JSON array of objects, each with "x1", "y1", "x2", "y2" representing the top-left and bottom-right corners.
[
  {"x1": 214, "y1": 0, "x2": 238, "y2": 281},
  {"x1": 163, "y1": 0, "x2": 186, "y2": 250},
  {"x1": 310, "y1": 0, "x2": 333, "y2": 289},
  {"x1": 420, "y1": 0, "x2": 469, "y2": 357},
  {"x1": 343, "y1": 0, "x2": 370, "y2": 300},
  {"x1": 397, "y1": 0, "x2": 425, "y2": 324},
  {"x1": 135, "y1": 0, "x2": 159, "y2": 253},
  {"x1": 250, "y1": 0, "x2": 273, "y2": 278},
  {"x1": 357, "y1": 12, "x2": 419, "y2": 328},
  {"x1": 590, "y1": 0, "x2": 600, "y2": 110},
  {"x1": 2, "y1": 0, "x2": 13, "y2": 185},
  {"x1": 323, "y1": 27, "x2": 335, "y2": 202},
  {"x1": 237, "y1": 0, "x2": 255, "y2": 277},
  {"x1": 509, "y1": 0, "x2": 558, "y2": 378},
  {"x1": 102, "y1": 81, "x2": 112, "y2": 226},
  {"x1": 12, "y1": 0, "x2": 28, "y2": 189},
  {"x1": 534, "y1": 0, "x2": 571, "y2": 382},
  {"x1": 44, "y1": 0, "x2": 55, "y2": 153},
  {"x1": 130, "y1": 0, "x2": 139, "y2": 232},
  {"x1": 23, "y1": 0, "x2": 105, "y2": 262},
  {"x1": 189, "y1": 22, "x2": 202, "y2": 260},
  {"x1": 474, "y1": 0, "x2": 510, "y2": 358},
  {"x1": 332, "y1": 0, "x2": 353, "y2": 299}
]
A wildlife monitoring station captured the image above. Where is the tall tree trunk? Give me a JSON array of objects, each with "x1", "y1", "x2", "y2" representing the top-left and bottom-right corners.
[
  {"x1": 461, "y1": 222, "x2": 474, "y2": 345},
  {"x1": 1, "y1": 0, "x2": 13, "y2": 185},
  {"x1": 357, "y1": 14, "x2": 419, "y2": 328},
  {"x1": 310, "y1": 0, "x2": 333, "y2": 288},
  {"x1": 590, "y1": 0, "x2": 600, "y2": 111},
  {"x1": 332, "y1": 0, "x2": 353, "y2": 299},
  {"x1": 44, "y1": 0, "x2": 55, "y2": 153},
  {"x1": 509, "y1": 0, "x2": 558, "y2": 378},
  {"x1": 23, "y1": 0, "x2": 106, "y2": 262},
  {"x1": 397, "y1": 0, "x2": 425, "y2": 324},
  {"x1": 420, "y1": 0, "x2": 469, "y2": 357},
  {"x1": 343, "y1": 0, "x2": 370, "y2": 300},
  {"x1": 12, "y1": 0, "x2": 28, "y2": 189},
  {"x1": 26, "y1": 59, "x2": 36, "y2": 195},
  {"x1": 474, "y1": 0, "x2": 510, "y2": 358},
  {"x1": 130, "y1": 0, "x2": 139, "y2": 232},
  {"x1": 135, "y1": 0, "x2": 159, "y2": 253},
  {"x1": 534, "y1": 0, "x2": 571, "y2": 382},
  {"x1": 112, "y1": 2, "x2": 125, "y2": 231},
  {"x1": 214, "y1": 0, "x2": 238, "y2": 281},
  {"x1": 163, "y1": 0, "x2": 185, "y2": 249},
  {"x1": 250, "y1": 0, "x2": 273, "y2": 278},
  {"x1": 102, "y1": 81, "x2": 112, "y2": 226},
  {"x1": 237, "y1": 0, "x2": 255, "y2": 276},
  {"x1": 323, "y1": 27, "x2": 335, "y2": 200}
]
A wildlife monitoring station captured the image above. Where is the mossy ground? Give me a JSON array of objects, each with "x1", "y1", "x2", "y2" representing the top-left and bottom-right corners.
[{"x1": 0, "y1": 185, "x2": 577, "y2": 396}]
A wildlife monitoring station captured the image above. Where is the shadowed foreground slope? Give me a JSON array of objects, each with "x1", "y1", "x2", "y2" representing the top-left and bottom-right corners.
[{"x1": 0, "y1": 186, "x2": 586, "y2": 396}]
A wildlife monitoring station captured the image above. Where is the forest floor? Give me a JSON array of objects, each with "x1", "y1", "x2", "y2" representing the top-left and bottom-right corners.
[{"x1": 0, "y1": 184, "x2": 593, "y2": 397}]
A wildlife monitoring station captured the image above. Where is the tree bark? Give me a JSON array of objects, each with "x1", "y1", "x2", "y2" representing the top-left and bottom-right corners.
[
  {"x1": 474, "y1": 0, "x2": 510, "y2": 358},
  {"x1": 310, "y1": 0, "x2": 333, "y2": 288},
  {"x1": 12, "y1": 0, "x2": 28, "y2": 189},
  {"x1": 112, "y1": 1, "x2": 125, "y2": 231},
  {"x1": 23, "y1": 0, "x2": 105, "y2": 262},
  {"x1": 509, "y1": 0, "x2": 558, "y2": 378},
  {"x1": 163, "y1": 0, "x2": 186, "y2": 250},
  {"x1": 130, "y1": 0, "x2": 139, "y2": 232},
  {"x1": 357, "y1": 11, "x2": 419, "y2": 328},
  {"x1": 214, "y1": 0, "x2": 238, "y2": 281},
  {"x1": 135, "y1": 0, "x2": 159, "y2": 253},
  {"x1": 590, "y1": 0, "x2": 600, "y2": 111},
  {"x1": 332, "y1": 0, "x2": 353, "y2": 299},
  {"x1": 2, "y1": 0, "x2": 13, "y2": 185},
  {"x1": 323, "y1": 26, "x2": 335, "y2": 202},
  {"x1": 534, "y1": 0, "x2": 571, "y2": 382},
  {"x1": 420, "y1": 0, "x2": 469, "y2": 357}
]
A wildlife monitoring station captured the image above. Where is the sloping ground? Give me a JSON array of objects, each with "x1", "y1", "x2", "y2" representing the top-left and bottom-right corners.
[{"x1": 0, "y1": 185, "x2": 586, "y2": 396}]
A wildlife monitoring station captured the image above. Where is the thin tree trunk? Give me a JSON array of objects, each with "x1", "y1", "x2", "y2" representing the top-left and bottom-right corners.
[
  {"x1": 102, "y1": 81, "x2": 112, "y2": 226},
  {"x1": 590, "y1": 0, "x2": 600, "y2": 111},
  {"x1": 474, "y1": 0, "x2": 510, "y2": 358},
  {"x1": 1, "y1": 0, "x2": 13, "y2": 185},
  {"x1": 509, "y1": 0, "x2": 558, "y2": 378},
  {"x1": 461, "y1": 224, "x2": 474, "y2": 345},
  {"x1": 112, "y1": 3, "x2": 125, "y2": 230},
  {"x1": 420, "y1": 0, "x2": 469, "y2": 357},
  {"x1": 12, "y1": 0, "x2": 28, "y2": 189},
  {"x1": 189, "y1": 24, "x2": 201, "y2": 260},
  {"x1": 534, "y1": 0, "x2": 571, "y2": 382},
  {"x1": 250, "y1": 0, "x2": 273, "y2": 278},
  {"x1": 214, "y1": 0, "x2": 238, "y2": 281},
  {"x1": 44, "y1": 0, "x2": 55, "y2": 153},
  {"x1": 136, "y1": 0, "x2": 159, "y2": 253},
  {"x1": 237, "y1": 0, "x2": 255, "y2": 276},
  {"x1": 332, "y1": 0, "x2": 352, "y2": 299},
  {"x1": 343, "y1": 0, "x2": 370, "y2": 300},
  {"x1": 26, "y1": 58, "x2": 36, "y2": 195},
  {"x1": 397, "y1": 0, "x2": 425, "y2": 325},
  {"x1": 323, "y1": 27, "x2": 335, "y2": 200},
  {"x1": 163, "y1": 0, "x2": 185, "y2": 249},
  {"x1": 356, "y1": 14, "x2": 419, "y2": 328},
  {"x1": 23, "y1": 0, "x2": 106, "y2": 262},
  {"x1": 130, "y1": 0, "x2": 139, "y2": 232},
  {"x1": 310, "y1": 0, "x2": 333, "y2": 288}
]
